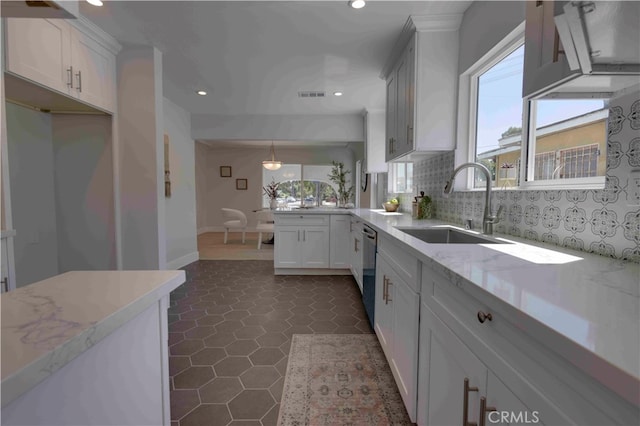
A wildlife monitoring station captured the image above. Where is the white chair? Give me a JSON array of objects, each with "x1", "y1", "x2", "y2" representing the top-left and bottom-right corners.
[
  {"x1": 221, "y1": 208, "x2": 247, "y2": 244},
  {"x1": 255, "y1": 210, "x2": 274, "y2": 250}
]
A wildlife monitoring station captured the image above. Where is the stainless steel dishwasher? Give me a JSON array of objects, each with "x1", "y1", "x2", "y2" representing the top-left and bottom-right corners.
[{"x1": 361, "y1": 224, "x2": 377, "y2": 329}]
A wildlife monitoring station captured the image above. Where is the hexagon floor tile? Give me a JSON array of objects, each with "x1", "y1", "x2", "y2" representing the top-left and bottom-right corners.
[{"x1": 169, "y1": 260, "x2": 374, "y2": 426}]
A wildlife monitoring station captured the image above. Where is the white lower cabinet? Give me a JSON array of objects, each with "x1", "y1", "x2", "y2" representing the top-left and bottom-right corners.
[
  {"x1": 274, "y1": 225, "x2": 329, "y2": 268},
  {"x1": 418, "y1": 303, "x2": 487, "y2": 426},
  {"x1": 329, "y1": 215, "x2": 350, "y2": 269},
  {"x1": 375, "y1": 253, "x2": 419, "y2": 422},
  {"x1": 418, "y1": 263, "x2": 634, "y2": 426},
  {"x1": 274, "y1": 214, "x2": 329, "y2": 269},
  {"x1": 349, "y1": 217, "x2": 363, "y2": 292}
]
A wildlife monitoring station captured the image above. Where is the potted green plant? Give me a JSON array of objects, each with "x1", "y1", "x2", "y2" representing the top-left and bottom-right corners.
[{"x1": 328, "y1": 161, "x2": 354, "y2": 208}]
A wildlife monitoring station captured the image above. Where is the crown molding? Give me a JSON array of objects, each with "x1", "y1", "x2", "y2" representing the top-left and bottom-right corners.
[
  {"x1": 380, "y1": 14, "x2": 463, "y2": 79},
  {"x1": 68, "y1": 15, "x2": 122, "y2": 55}
]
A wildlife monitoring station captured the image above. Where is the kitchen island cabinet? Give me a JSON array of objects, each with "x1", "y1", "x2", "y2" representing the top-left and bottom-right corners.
[
  {"x1": 273, "y1": 210, "x2": 352, "y2": 275},
  {"x1": 1, "y1": 270, "x2": 185, "y2": 426}
]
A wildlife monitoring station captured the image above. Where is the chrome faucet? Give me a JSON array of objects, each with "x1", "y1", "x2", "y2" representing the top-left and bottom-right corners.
[{"x1": 443, "y1": 162, "x2": 503, "y2": 235}]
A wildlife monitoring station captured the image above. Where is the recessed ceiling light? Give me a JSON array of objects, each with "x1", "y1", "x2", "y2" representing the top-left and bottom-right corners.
[
  {"x1": 196, "y1": 90, "x2": 207, "y2": 96},
  {"x1": 86, "y1": 0, "x2": 104, "y2": 6},
  {"x1": 334, "y1": 91, "x2": 343, "y2": 97},
  {"x1": 349, "y1": 0, "x2": 366, "y2": 9}
]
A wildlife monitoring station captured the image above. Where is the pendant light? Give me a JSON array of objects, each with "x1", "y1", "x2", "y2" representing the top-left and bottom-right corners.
[{"x1": 262, "y1": 141, "x2": 282, "y2": 171}]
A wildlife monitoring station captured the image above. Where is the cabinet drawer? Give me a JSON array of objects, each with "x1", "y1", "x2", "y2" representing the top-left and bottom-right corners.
[
  {"x1": 274, "y1": 214, "x2": 328, "y2": 226},
  {"x1": 426, "y1": 273, "x2": 630, "y2": 426},
  {"x1": 378, "y1": 234, "x2": 419, "y2": 292}
]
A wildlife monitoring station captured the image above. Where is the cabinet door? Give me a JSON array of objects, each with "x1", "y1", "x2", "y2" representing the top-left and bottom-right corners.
[
  {"x1": 395, "y1": 52, "x2": 408, "y2": 156},
  {"x1": 523, "y1": 0, "x2": 578, "y2": 98},
  {"x1": 484, "y1": 371, "x2": 546, "y2": 426},
  {"x1": 419, "y1": 303, "x2": 487, "y2": 426},
  {"x1": 385, "y1": 72, "x2": 397, "y2": 162},
  {"x1": 374, "y1": 256, "x2": 394, "y2": 356},
  {"x1": 5, "y1": 18, "x2": 71, "y2": 94},
  {"x1": 404, "y1": 39, "x2": 415, "y2": 155},
  {"x1": 389, "y1": 274, "x2": 419, "y2": 421},
  {"x1": 329, "y1": 215, "x2": 350, "y2": 268},
  {"x1": 274, "y1": 227, "x2": 301, "y2": 267},
  {"x1": 71, "y1": 30, "x2": 115, "y2": 112},
  {"x1": 300, "y1": 226, "x2": 329, "y2": 268}
]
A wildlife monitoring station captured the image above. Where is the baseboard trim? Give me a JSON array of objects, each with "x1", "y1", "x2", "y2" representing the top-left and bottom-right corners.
[
  {"x1": 274, "y1": 268, "x2": 352, "y2": 276},
  {"x1": 167, "y1": 251, "x2": 200, "y2": 269},
  {"x1": 197, "y1": 226, "x2": 219, "y2": 235},
  {"x1": 198, "y1": 226, "x2": 262, "y2": 235}
]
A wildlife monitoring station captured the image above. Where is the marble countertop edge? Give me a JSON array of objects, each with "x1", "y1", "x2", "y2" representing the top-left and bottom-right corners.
[{"x1": 1, "y1": 271, "x2": 185, "y2": 408}]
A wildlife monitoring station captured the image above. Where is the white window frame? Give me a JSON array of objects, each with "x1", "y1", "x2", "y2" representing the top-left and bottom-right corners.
[
  {"x1": 387, "y1": 161, "x2": 414, "y2": 194},
  {"x1": 456, "y1": 22, "x2": 525, "y2": 191},
  {"x1": 457, "y1": 21, "x2": 606, "y2": 191},
  {"x1": 520, "y1": 100, "x2": 606, "y2": 190}
]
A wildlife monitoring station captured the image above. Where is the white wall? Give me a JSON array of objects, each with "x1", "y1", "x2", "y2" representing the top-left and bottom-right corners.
[
  {"x1": 191, "y1": 114, "x2": 364, "y2": 142},
  {"x1": 5, "y1": 103, "x2": 59, "y2": 287},
  {"x1": 198, "y1": 144, "x2": 355, "y2": 233},
  {"x1": 195, "y1": 141, "x2": 208, "y2": 232},
  {"x1": 117, "y1": 46, "x2": 166, "y2": 270},
  {"x1": 163, "y1": 98, "x2": 198, "y2": 269},
  {"x1": 457, "y1": 1, "x2": 525, "y2": 73},
  {"x1": 52, "y1": 114, "x2": 117, "y2": 272}
]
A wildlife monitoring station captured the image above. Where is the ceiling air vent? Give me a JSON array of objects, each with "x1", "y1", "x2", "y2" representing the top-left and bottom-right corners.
[{"x1": 298, "y1": 91, "x2": 326, "y2": 98}]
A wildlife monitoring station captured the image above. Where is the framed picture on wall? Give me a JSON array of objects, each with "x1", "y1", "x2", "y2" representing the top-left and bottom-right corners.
[
  {"x1": 236, "y1": 178, "x2": 248, "y2": 190},
  {"x1": 220, "y1": 166, "x2": 232, "y2": 177}
]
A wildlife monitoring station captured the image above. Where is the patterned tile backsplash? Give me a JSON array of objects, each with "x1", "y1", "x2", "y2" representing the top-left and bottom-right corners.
[{"x1": 387, "y1": 90, "x2": 640, "y2": 263}]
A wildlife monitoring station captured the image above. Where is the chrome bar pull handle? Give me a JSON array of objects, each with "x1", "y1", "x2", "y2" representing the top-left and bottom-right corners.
[
  {"x1": 76, "y1": 70, "x2": 82, "y2": 92},
  {"x1": 67, "y1": 66, "x2": 73, "y2": 88},
  {"x1": 303, "y1": 230, "x2": 306, "y2": 241},
  {"x1": 1, "y1": 277, "x2": 8, "y2": 293},
  {"x1": 385, "y1": 280, "x2": 392, "y2": 304},
  {"x1": 463, "y1": 378, "x2": 479, "y2": 426},
  {"x1": 478, "y1": 397, "x2": 497, "y2": 426}
]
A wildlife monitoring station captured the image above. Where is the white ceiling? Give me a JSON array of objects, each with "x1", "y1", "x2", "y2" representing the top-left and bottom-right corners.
[{"x1": 80, "y1": 0, "x2": 473, "y2": 118}]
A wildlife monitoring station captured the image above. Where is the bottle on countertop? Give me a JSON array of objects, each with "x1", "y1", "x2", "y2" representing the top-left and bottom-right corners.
[{"x1": 413, "y1": 191, "x2": 432, "y2": 219}]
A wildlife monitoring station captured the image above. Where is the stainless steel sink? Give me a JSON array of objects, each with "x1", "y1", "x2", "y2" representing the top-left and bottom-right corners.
[{"x1": 395, "y1": 227, "x2": 511, "y2": 244}]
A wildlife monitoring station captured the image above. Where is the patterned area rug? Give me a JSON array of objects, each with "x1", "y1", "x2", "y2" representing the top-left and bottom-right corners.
[{"x1": 278, "y1": 334, "x2": 414, "y2": 426}]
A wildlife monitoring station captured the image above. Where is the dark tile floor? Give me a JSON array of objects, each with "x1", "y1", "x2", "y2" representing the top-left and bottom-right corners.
[{"x1": 168, "y1": 260, "x2": 374, "y2": 426}]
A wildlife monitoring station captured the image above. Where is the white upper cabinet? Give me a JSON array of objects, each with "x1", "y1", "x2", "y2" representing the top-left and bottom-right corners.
[
  {"x1": 522, "y1": 0, "x2": 580, "y2": 99},
  {"x1": 4, "y1": 17, "x2": 120, "y2": 113},
  {"x1": 382, "y1": 16, "x2": 460, "y2": 162},
  {"x1": 5, "y1": 18, "x2": 72, "y2": 94},
  {"x1": 69, "y1": 27, "x2": 116, "y2": 112},
  {"x1": 523, "y1": 0, "x2": 640, "y2": 99},
  {"x1": 363, "y1": 110, "x2": 386, "y2": 174}
]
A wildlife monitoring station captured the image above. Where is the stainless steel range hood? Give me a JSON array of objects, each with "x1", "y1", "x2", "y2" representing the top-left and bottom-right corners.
[{"x1": 547, "y1": 1, "x2": 640, "y2": 98}]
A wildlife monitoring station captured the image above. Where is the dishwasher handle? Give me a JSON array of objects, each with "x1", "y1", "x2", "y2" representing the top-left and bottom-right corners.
[{"x1": 362, "y1": 225, "x2": 376, "y2": 240}]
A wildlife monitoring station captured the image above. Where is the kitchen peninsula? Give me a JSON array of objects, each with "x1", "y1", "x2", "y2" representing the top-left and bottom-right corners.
[{"x1": 1, "y1": 270, "x2": 185, "y2": 426}]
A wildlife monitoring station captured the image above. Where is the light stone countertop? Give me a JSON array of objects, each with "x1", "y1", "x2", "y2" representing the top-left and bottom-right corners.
[
  {"x1": 347, "y1": 208, "x2": 639, "y2": 406},
  {"x1": 275, "y1": 208, "x2": 640, "y2": 405},
  {"x1": 0, "y1": 270, "x2": 186, "y2": 407}
]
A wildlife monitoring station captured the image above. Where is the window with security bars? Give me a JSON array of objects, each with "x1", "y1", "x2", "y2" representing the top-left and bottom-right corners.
[
  {"x1": 559, "y1": 144, "x2": 599, "y2": 179},
  {"x1": 534, "y1": 151, "x2": 556, "y2": 180}
]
